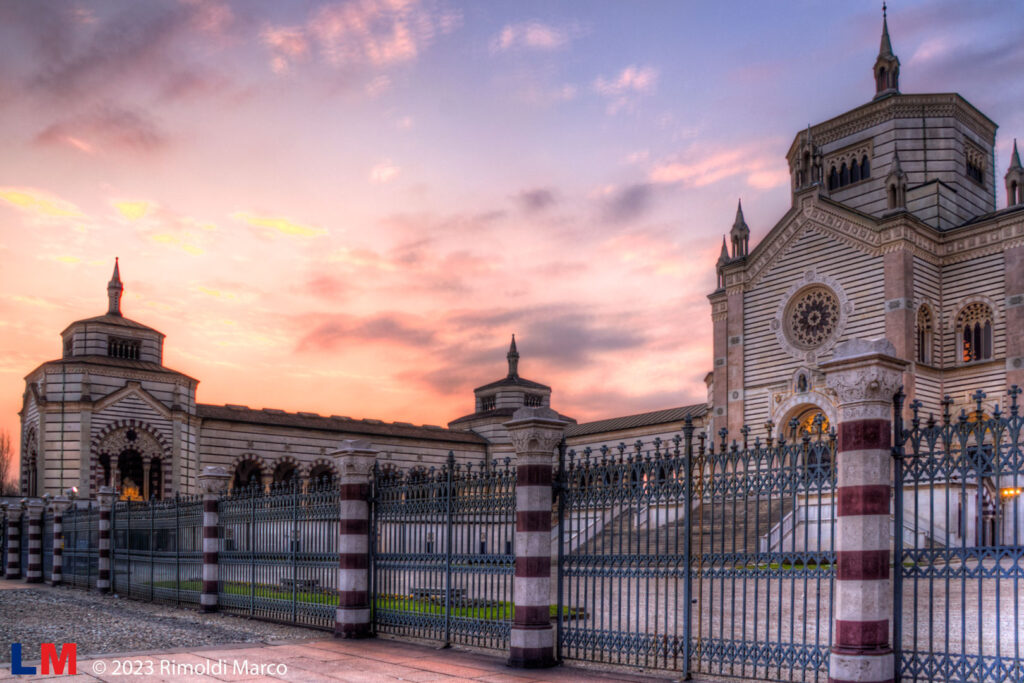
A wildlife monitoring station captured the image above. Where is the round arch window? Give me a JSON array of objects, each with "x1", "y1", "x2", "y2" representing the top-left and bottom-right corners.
[{"x1": 785, "y1": 286, "x2": 841, "y2": 350}]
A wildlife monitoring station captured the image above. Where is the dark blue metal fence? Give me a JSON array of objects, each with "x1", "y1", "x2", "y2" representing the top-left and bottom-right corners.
[
  {"x1": 111, "y1": 494, "x2": 203, "y2": 604},
  {"x1": 557, "y1": 418, "x2": 835, "y2": 682},
  {"x1": 42, "y1": 507, "x2": 53, "y2": 580},
  {"x1": 62, "y1": 502, "x2": 97, "y2": 588},
  {"x1": 894, "y1": 388, "x2": 1024, "y2": 683},
  {"x1": 371, "y1": 453, "x2": 516, "y2": 651},
  {"x1": 217, "y1": 479, "x2": 340, "y2": 629}
]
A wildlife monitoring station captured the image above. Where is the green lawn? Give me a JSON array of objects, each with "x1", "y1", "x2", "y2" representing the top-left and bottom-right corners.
[{"x1": 150, "y1": 580, "x2": 584, "y2": 619}]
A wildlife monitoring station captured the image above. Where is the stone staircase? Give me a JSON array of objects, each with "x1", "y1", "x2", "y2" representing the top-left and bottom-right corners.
[{"x1": 568, "y1": 498, "x2": 784, "y2": 558}]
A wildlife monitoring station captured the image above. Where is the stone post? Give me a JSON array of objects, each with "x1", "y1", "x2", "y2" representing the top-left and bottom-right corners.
[
  {"x1": 51, "y1": 495, "x2": 71, "y2": 586},
  {"x1": 822, "y1": 338, "x2": 907, "y2": 683},
  {"x1": 25, "y1": 499, "x2": 44, "y2": 583},
  {"x1": 333, "y1": 439, "x2": 377, "y2": 638},
  {"x1": 198, "y1": 466, "x2": 231, "y2": 612},
  {"x1": 504, "y1": 407, "x2": 568, "y2": 669},
  {"x1": 97, "y1": 486, "x2": 114, "y2": 592},
  {"x1": 4, "y1": 503, "x2": 21, "y2": 580}
]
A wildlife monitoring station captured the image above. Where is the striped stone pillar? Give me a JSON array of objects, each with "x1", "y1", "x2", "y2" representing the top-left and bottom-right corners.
[
  {"x1": 51, "y1": 495, "x2": 71, "y2": 586},
  {"x1": 332, "y1": 439, "x2": 377, "y2": 638},
  {"x1": 96, "y1": 486, "x2": 114, "y2": 593},
  {"x1": 5, "y1": 503, "x2": 22, "y2": 580},
  {"x1": 198, "y1": 466, "x2": 231, "y2": 612},
  {"x1": 822, "y1": 338, "x2": 907, "y2": 683},
  {"x1": 25, "y1": 499, "x2": 44, "y2": 583},
  {"x1": 504, "y1": 407, "x2": 568, "y2": 669}
]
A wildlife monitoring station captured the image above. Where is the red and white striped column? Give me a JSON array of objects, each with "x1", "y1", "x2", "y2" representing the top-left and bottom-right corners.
[
  {"x1": 198, "y1": 466, "x2": 231, "y2": 612},
  {"x1": 333, "y1": 439, "x2": 377, "y2": 639},
  {"x1": 97, "y1": 487, "x2": 114, "y2": 593},
  {"x1": 25, "y1": 499, "x2": 44, "y2": 583},
  {"x1": 504, "y1": 407, "x2": 568, "y2": 669},
  {"x1": 51, "y1": 495, "x2": 71, "y2": 586},
  {"x1": 822, "y1": 338, "x2": 907, "y2": 683},
  {"x1": 5, "y1": 503, "x2": 22, "y2": 580}
]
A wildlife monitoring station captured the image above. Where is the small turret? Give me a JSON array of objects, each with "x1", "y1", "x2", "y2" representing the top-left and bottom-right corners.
[
  {"x1": 1005, "y1": 139, "x2": 1023, "y2": 207},
  {"x1": 885, "y1": 148, "x2": 907, "y2": 210},
  {"x1": 107, "y1": 258, "x2": 123, "y2": 316},
  {"x1": 506, "y1": 334, "x2": 519, "y2": 378},
  {"x1": 730, "y1": 200, "x2": 749, "y2": 258},
  {"x1": 873, "y1": 4, "x2": 900, "y2": 99}
]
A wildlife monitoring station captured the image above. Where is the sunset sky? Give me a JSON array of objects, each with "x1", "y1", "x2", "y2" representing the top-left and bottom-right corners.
[{"x1": 2, "y1": 1, "x2": 1023, "y2": 456}]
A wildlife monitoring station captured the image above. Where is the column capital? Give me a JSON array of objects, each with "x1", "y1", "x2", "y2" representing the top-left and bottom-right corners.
[
  {"x1": 504, "y1": 407, "x2": 568, "y2": 464},
  {"x1": 822, "y1": 337, "x2": 907, "y2": 421},
  {"x1": 5, "y1": 503, "x2": 22, "y2": 521},
  {"x1": 97, "y1": 486, "x2": 116, "y2": 507},
  {"x1": 25, "y1": 499, "x2": 45, "y2": 518},
  {"x1": 332, "y1": 439, "x2": 377, "y2": 485},
  {"x1": 197, "y1": 466, "x2": 231, "y2": 495}
]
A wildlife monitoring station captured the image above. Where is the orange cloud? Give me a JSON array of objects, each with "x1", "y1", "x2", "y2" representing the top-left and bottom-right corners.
[
  {"x1": 0, "y1": 187, "x2": 85, "y2": 219},
  {"x1": 231, "y1": 212, "x2": 327, "y2": 238}
]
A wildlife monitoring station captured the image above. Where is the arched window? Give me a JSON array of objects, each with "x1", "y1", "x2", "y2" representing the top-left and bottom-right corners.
[
  {"x1": 957, "y1": 303, "x2": 994, "y2": 363},
  {"x1": 877, "y1": 68, "x2": 887, "y2": 92},
  {"x1": 861, "y1": 155, "x2": 870, "y2": 178},
  {"x1": 308, "y1": 464, "x2": 335, "y2": 488},
  {"x1": 916, "y1": 305, "x2": 933, "y2": 364},
  {"x1": 840, "y1": 163, "x2": 849, "y2": 186},
  {"x1": 99, "y1": 453, "x2": 112, "y2": 487},
  {"x1": 828, "y1": 167, "x2": 838, "y2": 190},
  {"x1": 273, "y1": 461, "x2": 297, "y2": 484},
  {"x1": 233, "y1": 459, "x2": 263, "y2": 490},
  {"x1": 850, "y1": 159, "x2": 860, "y2": 183},
  {"x1": 888, "y1": 184, "x2": 898, "y2": 208}
]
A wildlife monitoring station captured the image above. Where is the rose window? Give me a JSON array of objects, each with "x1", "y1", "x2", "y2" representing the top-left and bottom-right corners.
[{"x1": 786, "y1": 287, "x2": 840, "y2": 349}]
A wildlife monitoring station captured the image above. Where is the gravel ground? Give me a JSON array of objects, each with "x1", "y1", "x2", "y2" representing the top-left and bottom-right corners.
[{"x1": 0, "y1": 584, "x2": 325, "y2": 664}]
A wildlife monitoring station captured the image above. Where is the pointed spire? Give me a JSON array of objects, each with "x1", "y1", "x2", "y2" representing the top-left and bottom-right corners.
[
  {"x1": 1011, "y1": 139, "x2": 1022, "y2": 170},
  {"x1": 506, "y1": 334, "x2": 519, "y2": 378},
  {"x1": 730, "y1": 199, "x2": 750, "y2": 258},
  {"x1": 873, "y1": 3, "x2": 900, "y2": 98},
  {"x1": 879, "y1": 3, "x2": 894, "y2": 58},
  {"x1": 890, "y1": 148, "x2": 903, "y2": 175},
  {"x1": 107, "y1": 257, "x2": 123, "y2": 316},
  {"x1": 717, "y1": 236, "x2": 730, "y2": 265}
]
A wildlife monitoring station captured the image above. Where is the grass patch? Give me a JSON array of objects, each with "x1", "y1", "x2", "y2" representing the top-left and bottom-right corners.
[{"x1": 150, "y1": 581, "x2": 585, "y2": 619}]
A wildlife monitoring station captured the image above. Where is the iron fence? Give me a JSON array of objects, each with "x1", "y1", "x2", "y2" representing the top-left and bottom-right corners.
[
  {"x1": 111, "y1": 494, "x2": 203, "y2": 605},
  {"x1": 62, "y1": 502, "x2": 98, "y2": 588},
  {"x1": 217, "y1": 479, "x2": 340, "y2": 629},
  {"x1": 371, "y1": 453, "x2": 515, "y2": 651},
  {"x1": 557, "y1": 419, "x2": 835, "y2": 682},
  {"x1": 42, "y1": 508, "x2": 53, "y2": 580},
  {"x1": 894, "y1": 388, "x2": 1024, "y2": 683}
]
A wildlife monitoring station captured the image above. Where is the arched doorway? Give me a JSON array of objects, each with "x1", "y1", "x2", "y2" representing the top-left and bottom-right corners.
[{"x1": 118, "y1": 449, "x2": 145, "y2": 501}]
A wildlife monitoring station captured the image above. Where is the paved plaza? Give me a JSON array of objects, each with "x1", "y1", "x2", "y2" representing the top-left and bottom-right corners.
[{"x1": 0, "y1": 580, "x2": 687, "y2": 683}]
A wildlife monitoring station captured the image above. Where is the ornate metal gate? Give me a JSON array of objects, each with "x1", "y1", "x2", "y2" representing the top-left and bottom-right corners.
[
  {"x1": 556, "y1": 417, "x2": 836, "y2": 681},
  {"x1": 894, "y1": 389, "x2": 1024, "y2": 682},
  {"x1": 370, "y1": 453, "x2": 515, "y2": 650}
]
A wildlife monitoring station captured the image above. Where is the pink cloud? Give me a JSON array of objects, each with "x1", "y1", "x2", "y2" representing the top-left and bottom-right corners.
[
  {"x1": 492, "y1": 21, "x2": 571, "y2": 52},
  {"x1": 648, "y1": 140, "x2": 789, "y2": 190}
]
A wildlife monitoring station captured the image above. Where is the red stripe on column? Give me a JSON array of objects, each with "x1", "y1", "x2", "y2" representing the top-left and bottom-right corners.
[
  {"x1": 515, "y1": 556, "x2": 551, "y2": 577},
  {"x1": 837, "y1": 550, "x2": 889, "y2": 580},
  {"x1": 514, "y1": 605, "x2": 550, "y2": 625},
  {"x1": 339, "y1": 553, "x2": 368, "y2": 569},
  {"x1": 339, "y1": 518, "x2": 368, "y2": 534},
  {"x1": 517, "y1": 465, "x2": 552, "y2": 486},
  {"x1": 203, "y1": 580, "x2": 218, "y2": 593},
  {"x1": 837, "y1": 485, "x2": 890, "y2": 516},
  {"x1": 204, "y1": 500, "x2": 218, "y2": 513},
  {"x1": 339, "y1": 484, "x2": 369, "y2": 500},
  {"x1": 516, "y1": 510, "x2": 550, "y2": 532},
  {"x1": 338, "y1": 590, "x2": 368, "y2": 607},
  {"x1": 835, "y1": 619, "x2": 890, "y2": 648},
  {"x1": 204, "y1": 527, "x2": 218, "y2": 539},
  {"x1": 838, "y1": 420, "x2": 891, "y2": 451},
  {"x1": 203, "y1": 552, "x2": 218, "y2": 564}
]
